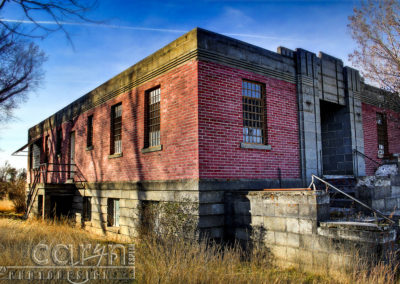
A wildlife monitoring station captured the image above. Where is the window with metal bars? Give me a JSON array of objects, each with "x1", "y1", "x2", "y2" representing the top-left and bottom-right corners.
[
  {"x1": 242, "y1": 80, "x2": 265, "y2": 144},
  {"x1": 145, "y1": 88, "x2": 161, "y2": 148},
  {"x1": 87, "y1": 115, "x2": 93, "y2": 148},
  {"x1": 376, "y1": 113, "x2": 389, "y2": 156},
  {"x1": 110, "y1": 103, "x2": 122, "y2": 154}
]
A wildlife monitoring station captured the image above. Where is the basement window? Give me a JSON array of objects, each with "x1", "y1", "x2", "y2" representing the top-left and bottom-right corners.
[
  {"x1": 107, "y1": 198, "x2": 120, "y2": 227},
  {"x1": 242, "y1": 80, "x2": 266, "y2": 145},
  {"x1": 110, "y1": 103, "x2": 122, "y2": 155},
  {"x1": 87, "y1": 115, "x2": 93, "y2": 149},
  {"x1": 82, "y1": 197, "x2": 92, "y2": 221},
  {"x1": 145, "y1": 87, "x2": 161, "y2": 148}
]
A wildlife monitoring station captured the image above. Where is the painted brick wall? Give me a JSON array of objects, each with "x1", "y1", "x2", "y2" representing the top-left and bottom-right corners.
[
  {"x1": 31, "y1": 60, "x2": 199, "y2": 183},
  {"x1": 198, "y1": 61, "x2": 300, "y2": 179},
  {"x1": 362, "y1": 102, "x2": 400, "y2": 176}
]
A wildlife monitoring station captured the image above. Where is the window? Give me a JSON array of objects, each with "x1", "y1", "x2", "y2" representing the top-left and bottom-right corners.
[
  {"x1": 107, "y1": 198, "x2": 120, "y2": 227},
  {"x1": 44, "y1": 135, "x2": 50, "y2": 162},
  {"x1": 37, "y1": 195, "x2": 43, "y2": 218},
  {"x1": 87, "y1": 115, "x2": 93, "y2": 148},
  {"x1": 110, "y1": 103, "x2": 122, "y2": 154},
  {"x1": 377, "y1": 113, "x2": 389, "y2": 157},
  {"x1": 82, "y1": 197, "x2": 92, "y2": 221},
  {"x1": 242, "y1": 80, "x2": 265, "y2": 144},
  {"x1": 145, "y1": 88, "x2": 161, "y2": 148},
  {"x1": 56, "y1": 128, "x2": 62, "y2": 155}
]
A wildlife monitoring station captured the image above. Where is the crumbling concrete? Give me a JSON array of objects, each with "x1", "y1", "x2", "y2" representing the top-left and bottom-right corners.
[{"x1": 226, "y1": 190, "x2": 396, "y2": 272}]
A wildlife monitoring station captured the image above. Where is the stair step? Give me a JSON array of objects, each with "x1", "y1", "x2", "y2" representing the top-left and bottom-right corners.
[{"x1": 330, "y1": 198, "x2": 356, "y2": 207}]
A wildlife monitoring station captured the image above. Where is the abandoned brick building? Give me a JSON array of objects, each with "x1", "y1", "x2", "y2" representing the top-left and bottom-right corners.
[{"x1": 15, "y1": 28, "x2": 400, "y2": 269}]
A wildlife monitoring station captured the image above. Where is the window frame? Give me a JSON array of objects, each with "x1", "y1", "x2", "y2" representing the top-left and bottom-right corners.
[
  {"x1": 107, "y1": 198, "x2": 120, "y2": 227},
  {"x1": 82, "y1": 196, "x2": 92, "y2": 222},
  {"x1": 242, "y1": 79, "x2": 267, "y2": 146},
  {"x1": 87, "y1": 115, "x2": 94, "y2": 149},
  {"x1": 110, "y1": 103, "x2": 122, "y2": 155},
  {"x1": 376, "y1": 112, "x2": 389, "y2": 157},
  {"x1": 144, "y1": 87, "x2": 161, "y2": 149}
]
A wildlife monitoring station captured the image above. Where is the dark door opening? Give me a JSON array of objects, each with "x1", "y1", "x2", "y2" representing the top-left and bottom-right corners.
[
  {"x1": 320, "y1": 101, "x2": 353, "y2": 176},
  {"x1": 50, "y1": 195, "x2": 73, "y2": 219}
]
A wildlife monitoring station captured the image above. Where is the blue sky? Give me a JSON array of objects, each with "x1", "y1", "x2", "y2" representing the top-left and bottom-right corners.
[{"x1": 0, "y1": 0, "x2": 360, "y2": 169}]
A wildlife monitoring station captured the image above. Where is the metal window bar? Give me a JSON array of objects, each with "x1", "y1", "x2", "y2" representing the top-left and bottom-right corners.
[
  {"x1": 148, "y1": 88, "x2": 161, "y2": 147},
  {"x1": 309, "y1": 174, "x2": 395, "y2": 224},
  {"x1": 242, "y1": 80, "x2": 265, "y2": 144},
  {"x1": 376, "y1": 113, "x2": 389, "y2": 156},
  {"x1": 111, "y1": 104, "x2": 122, "y2": 154}
]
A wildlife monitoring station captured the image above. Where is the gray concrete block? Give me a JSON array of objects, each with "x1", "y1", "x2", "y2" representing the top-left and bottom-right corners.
[
  {"x1": 199, "y1": 203, "x2": 224, "y2": 215},
  {"x1": 392, "y1": 186, "x2": 400, "y2": 196},
  {"x1": 286, "y1": 218, "x2": 299, "y2": 234},
  {"x1": 299, "y1": 219, "x2": 314, "y2": 235},
  {"x1": 251, "y1": 215, "x2": 264, "y2": 226},
  {"x1": 264, "y1": 216, "x2": 286, "y2": 232},
  {"x1": 275, "y1": 232, "x2": 288, "y2": 246},
  {"x1": 264, "y1": 231, "x2": 275, "y2": 245},
  {"x1": 287, "y1": 233, "x2": 300, "y2": 248}
]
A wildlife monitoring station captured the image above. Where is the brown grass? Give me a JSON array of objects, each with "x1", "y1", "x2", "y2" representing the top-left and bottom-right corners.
[{"x1": 0, "y1": 217, "x2": 397, "y2": 283}]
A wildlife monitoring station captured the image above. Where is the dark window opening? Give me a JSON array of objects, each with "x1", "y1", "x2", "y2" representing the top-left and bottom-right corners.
[
  {"x1": 37, "y1": 194, "x2": 43, "y2": 217},
  {"x1": 107, "y1": 198, "x2": 120, "y2": 227},
  {"x1": 82, "y1": 197, "x2": 92, "y2": 221},
  {"x1": 56, "y1": 128, "x2": 62, "y2": 155},
  {"x1": 110, "y1": 103, "x2": 122, "y2": 154},
  {"x1": 377, "y1": 113, "x2": 389, "y2": 157},
  {"x1": 44, "y1": 135, "x2": 50, "y2": 163},
  {"x1": 145, "y1": 88, "x2": 161, "y2": 148},
  {"x1": 87, "y1": 115, "x2": 93, "y2": 148},
  {"x1": 242, "y1": 80, "x2": 265, "y2": 144}
]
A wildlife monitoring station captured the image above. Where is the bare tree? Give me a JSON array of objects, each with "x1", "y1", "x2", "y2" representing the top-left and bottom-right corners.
[
  {"x1": 0, "y1": 27, "x2": 45, "y2": 121},
  {"x1": 0, "y1": 0, "x2": 98, "y2": 41},
  {"x1": 348, "y1": 0, "x2": 400, "y2": 95}
]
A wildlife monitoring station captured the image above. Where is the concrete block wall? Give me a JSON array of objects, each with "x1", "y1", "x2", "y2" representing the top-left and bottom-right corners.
[
  {"x1": 358, "y1": 174, "x2": 400, "y2": 214},
  {"x1": 227, "y1": 190, "x2": 396, "y2": 272}
]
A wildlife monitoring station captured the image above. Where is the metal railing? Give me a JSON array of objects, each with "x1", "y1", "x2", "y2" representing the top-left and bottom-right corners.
[
  {"x1": 25, "y1": 162, "x2": 87, "y2": 218},
  {"x1": 353, "y1": 149, "x2": 383, "y2": 168},
  {"x1": 309, "y1": 174, "x2": 395, "y2": 224}
]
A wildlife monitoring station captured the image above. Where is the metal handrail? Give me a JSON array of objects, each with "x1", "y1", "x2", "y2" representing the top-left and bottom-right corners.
[
  {"x1": 353, "y1": 149, "x2": 382, "y2": 167},
  {"x1": 309, "y1": 174, "x2": 395, "y2": 224}
]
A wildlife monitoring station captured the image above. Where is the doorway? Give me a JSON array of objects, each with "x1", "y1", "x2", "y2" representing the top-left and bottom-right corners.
[{"x1": 320, "y1": 101, "x2": 353, "y2": 176}]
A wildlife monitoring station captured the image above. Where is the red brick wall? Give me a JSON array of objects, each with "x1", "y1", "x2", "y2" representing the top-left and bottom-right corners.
[
  {"x1": 362, "y1": 102, "x2": 400, "y2": 176},
  {"x1": 197, "y1": 61, "x2": 300, "y2": 179},
  {"x1": 31, "y1": 60, "x2": 199, "y2": 183}
]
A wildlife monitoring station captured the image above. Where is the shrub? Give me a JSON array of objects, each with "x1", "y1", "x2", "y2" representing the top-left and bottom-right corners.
[{"x1": 8, "y1": 179, "x2": 26, "y2": 213}]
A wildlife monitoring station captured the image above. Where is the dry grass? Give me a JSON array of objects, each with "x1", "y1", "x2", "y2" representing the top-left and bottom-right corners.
[
  {"x1": 0, "y1": 199, "x2": 14, "y2": 213},
  {"x1": 0, "y1": 217, "x2": 397, "y2": 283}
]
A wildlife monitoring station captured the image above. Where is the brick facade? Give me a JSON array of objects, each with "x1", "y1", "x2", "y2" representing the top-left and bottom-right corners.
[
  {"x1": 362, "y1": 102, "x2": 400, "y2": 175},
  {"x1": 198, "y1": 61, "x2": 300, "y2": 179},
  {"x1": 32, "y1": 60, "x2": 199, "y2": 183}
]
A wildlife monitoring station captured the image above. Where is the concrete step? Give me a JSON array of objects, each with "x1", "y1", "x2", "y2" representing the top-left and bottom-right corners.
[
  {"x1": 330, "y1": 198, "x2": 356, "y2": 208},
  {"x1": 329, "y1": 207, "x2": 355, "y2": 219}
]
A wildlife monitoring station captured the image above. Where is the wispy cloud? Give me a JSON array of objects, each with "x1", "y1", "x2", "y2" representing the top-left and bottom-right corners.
[{"x1": 0, "y1": 18, "x2": 304, "y2": 41}]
